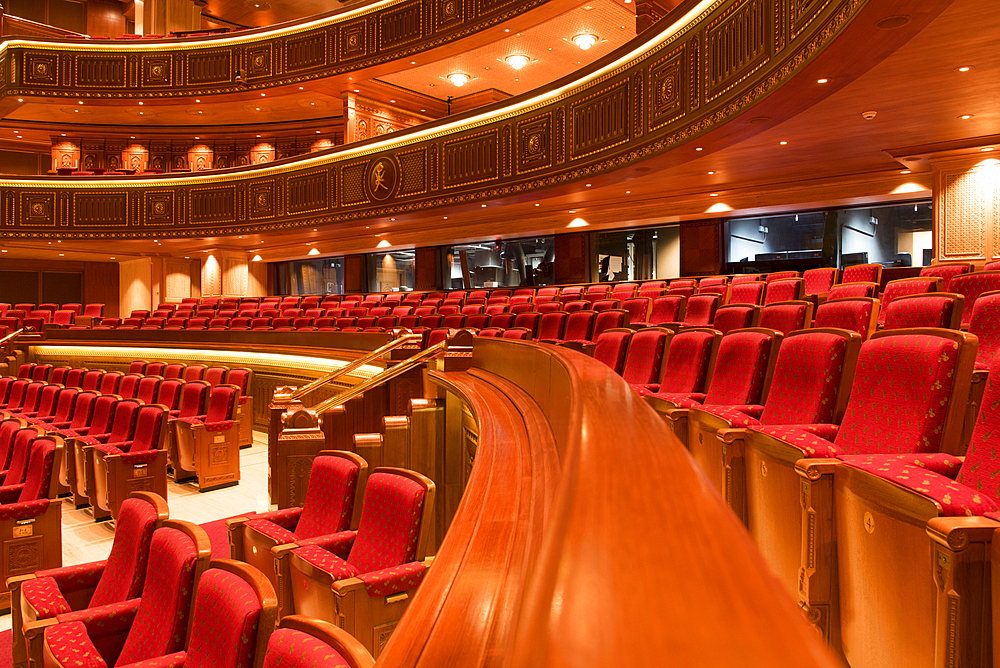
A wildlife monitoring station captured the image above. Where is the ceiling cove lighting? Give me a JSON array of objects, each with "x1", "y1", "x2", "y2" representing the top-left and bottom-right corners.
[
  {"x1": 506, "y1": 54, "x2": 530, "y2": 70},
  {"x1": 448, "y1": 72, "x2": 470, "y2": 87},
  {"x1": 572, "y1": 33, "x2": 598, "y2": 50}
]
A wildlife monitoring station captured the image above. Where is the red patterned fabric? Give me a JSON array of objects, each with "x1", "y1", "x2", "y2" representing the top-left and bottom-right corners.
[
  {"x1": 842, "y1": 263, "x2": 881, "y2": 284},
  {"x1": 883, "y1": 294, "x2": 960, "y2": 331},
  {"x1": 814, "y1": 299, "x2": 875, "y2": 338},
  {"x1": 759, "y1": 331, "x2": 848, "y2": 426},
  {"x1": 298, "y1": 530, "x2": 356, "y2": 558},
  {"x1": 841, "y1": 455, "x2": 997, "y2": 516},
  {"x1": 0, "y1": 497, "x2": 49, "y2": 520},
  {"x1": 43, "y1": 621, "x2": 106, "y2": 668},
  {"x1": 804, "y1": 268, "x2": 838, "y2": 296},
  {"x1": 763, "y1": 279, "x2": 802, "y2": 305},
  {"x1": 696, "y1": 405, "x2": 765, "y2": 428},
  {"x1": 262, "y1": 628, "x2": 353, "y2": 668},
  {"x1": 950, "y1": 271, "x2": 1000, "y2": 328},
  {"x1": 622, "y1": 329, "x2": 669, "y2": 387},
  {"x1": 18, "y1": 437, "x2": 57, "y2": 502},
  {"x1": 359, "y1": 561, "x2": 427, "y2": 597},
  {"x1": 729, "y1": 283, "x2": 764, "y2": 306},
  {"x1": 648, "y1": 296, "x2": 685, "y2": 325},
  {"x1": 920, "y1": 264, "x2": 971, "y2": 291},
  {"x1": 296, "y1": 454, "x2": 361, "y2": 539},
  {"x1": 185, "y1": 569, "x2": 262, "y2": 668},
  {"x1": 1, "y1": 428, "x2": 38, "y2": 486},
  {"x1": 702, "y1": 331, "x2": 775, "y2": 406},
  {"x1": 22, "y1": 576, "x2": 74, "y2": 616},
  {"x1": 828, "y1": 283, "x2": 877, "y2": 300},
  {"x1": 656, "y1": 330, "x2": 716, "y2": 394},
  {"x1": 683, "y1": 295, "x2": 719, "y2": 326},
  {"x1": 969, "y1": 292, "x2": 1000, "y2": 369},
  {"x1": 592, "y1": 310, "x2": 627, "y2": 337},
  {"x1": 123, "y1": 652, "x2": 188, "y2": 667},
  {"x1": 292, "y1": 544, "x2": 360, "y2": 580},
  {"x1": 251, "y1": 506, "x2": 300, "y2": 531},
  {"x1": 593, "y1": 330, "x2": 631, "y2": 374},
  {"x1": 759, "y1": 302, "x2": 810, "y2": 335},
  {"x1": 562, "y1": 311, "x2": 596, "y2": 342},
  {"x1": 834, "y1": 334, "x2": 961, "y2": 455},
  {"x1": 176, "y1": 383, "x2": 208, "y2": 418},
  {"x1": 622, "y1": 298, "x2": 650, "y2": 324},
  {"x1": 711, "y1": 306, "x2": 755, "y2": 334},
  {"x1": 348, "y1": 472, "x2": 426, "y2": 573},
  {"x1": 536, "y1": 312, "x2": 567, "y2": 341},
  {"x1": 957, "y1": 352, "x2": 1000, "y2": 499},
  {"x1": 877, "y1": 278, "x2": 940, "y2": 326},
  {"x1": 840, "y1": 452, "x2": 963, "y2": 477},
  {"x1": 246, "y1": 519, "x2": 299, "y2": 545},
  {"x1": 116, "y1": 527, "x2": 200, "y2": 664},
  {"x1": 748, "y1": 424, "x2": 843, "y2": 457},
  {"x1": 89, "y1": 496, "x2": 161, "y2": 607}
]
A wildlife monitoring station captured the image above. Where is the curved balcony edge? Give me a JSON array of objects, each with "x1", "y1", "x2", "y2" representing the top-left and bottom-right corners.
[{"x1": 0, "y1": 0, "x2": 952, "y2": 238}]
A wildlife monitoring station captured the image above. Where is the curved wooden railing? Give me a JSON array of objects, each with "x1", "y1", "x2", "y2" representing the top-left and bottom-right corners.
[
  {"x1": 0, "y1": 0, "x2": 952, "y2": 239},
  {"x1": 377, "y1": 337, "x2": 838, "y2": 666}
]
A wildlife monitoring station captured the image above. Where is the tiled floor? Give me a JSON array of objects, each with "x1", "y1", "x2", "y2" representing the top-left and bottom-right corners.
[{"x1": 0, "y1": 431, "x2": 272, "y2": 632}]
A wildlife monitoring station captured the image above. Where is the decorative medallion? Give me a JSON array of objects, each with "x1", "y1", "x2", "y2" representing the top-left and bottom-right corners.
[
  {"x1": 527, "y1": 133, "x2": 542, "y2": 155},
  {"x1": 366, "y1": 157, "x2": 398, "y2": 201}
]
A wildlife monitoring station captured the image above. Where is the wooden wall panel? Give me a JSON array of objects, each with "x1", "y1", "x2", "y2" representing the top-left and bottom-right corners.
[
  {"x1": 343, "y1": 253, "x2": 367, "y2": 293},
  {"x1": 932, "y1": 153, "x2": 1000, "y2": 264},
  {"x1": 679, "y1": 218, "x2": 724, "y2": 276},
  {"x1": 414, "y1": 246, "x2": 441, "y2": 290},
  {"x1": 554, "y1": 232, "x2": 591, "y2": 285},
  {"x1": 119, "y1": 257, "x2": 151, "y2": 315}
]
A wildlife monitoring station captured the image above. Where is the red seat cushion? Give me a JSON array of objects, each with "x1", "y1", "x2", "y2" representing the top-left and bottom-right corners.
[
  {"x1": 262, "y1": 628, "x2": 351, "y2": 668},
  {"x1": 185, "y1": 569, "x2": 262, "y2": 668}
]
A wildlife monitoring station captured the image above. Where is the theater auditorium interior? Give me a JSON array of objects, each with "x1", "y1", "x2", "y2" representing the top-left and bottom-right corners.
[{"x1": 0, "y1": 0, "x2": 995, "y2": 665}]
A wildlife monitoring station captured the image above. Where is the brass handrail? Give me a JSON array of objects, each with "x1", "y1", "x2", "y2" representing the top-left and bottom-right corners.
[
  {"x1": 286, "y1": 332, "x2": 422, "y2": 401},
  {"x1": 0, "y1": 328, "x2": 26, "y2": 346},
  {"x1": 310, "y1": 339, "x2": 448, "y2": 414}
]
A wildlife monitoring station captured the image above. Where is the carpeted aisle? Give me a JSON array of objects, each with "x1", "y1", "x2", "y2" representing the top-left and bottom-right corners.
[{"x1": 198, "y1": 512, "x2": 255, "y2": 559}]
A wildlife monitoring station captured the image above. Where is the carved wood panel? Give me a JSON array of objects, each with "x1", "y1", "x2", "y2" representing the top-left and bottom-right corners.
[
  {"x1": 73, "y1": 192, "x2": 128, "y2": 227},
  {"x1": 443, "y1": 130, "x2": 498, "y2": 188}
]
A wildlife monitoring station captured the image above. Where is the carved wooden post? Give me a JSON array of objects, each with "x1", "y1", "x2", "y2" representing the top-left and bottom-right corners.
[
  {"x1": 274, "y1": 407, "x2": 326, "y2": 509},
  {"x1": 268, "y1": 387, "x2": 301, "y2": 504}
]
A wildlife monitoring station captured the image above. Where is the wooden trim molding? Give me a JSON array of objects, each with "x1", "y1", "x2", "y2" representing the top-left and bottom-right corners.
[{"x1": 0, "y1": 0, "x2": 952, "y2": 238}]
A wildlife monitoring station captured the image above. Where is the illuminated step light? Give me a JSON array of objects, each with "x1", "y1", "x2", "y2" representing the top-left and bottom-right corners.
[
  {"x1": 572, "y1": 33, "x2": 598, "y2": 50},
  {"x1": 506, "y1": 54, "x2": 529, "y2": 70},
  {"x1": 448, "y1": 72, "x2": 470, "y2": 87}
]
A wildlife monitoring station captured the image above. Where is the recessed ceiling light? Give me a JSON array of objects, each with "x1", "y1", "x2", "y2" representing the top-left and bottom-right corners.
[
  {"x1": 61, "y1": 133, "x2": 65, "y2": 136},
  {"x1": 196, "y1": 99, "x2": 200, "y2": 102},
  {"x1": 411, "y1": 61, "x2": 415, "y2": 65},
  {"x1": 17, "y1": 98, "x2": 22, "y2": 102},
  {"x1": 1, "y1": 250, "x2": 6, "y2": 252},
  {"x1": 78, "y1": 101, "x2": 83, "y2": 105},
  {"x1": 816, "y1": 78, "x2": 829, "y2": 84},
  {"x1": 708, "y1": 171, "x2": 715, "y2": 174},
  {"x1": 900, "y1": 169, "x2": 911, "y2": 174},
  {"x1": 625, "y1": 190, "x2": 631, "y2": 194},
  {"x1": 138, "y1": 101, "x2": 143, "y2": 105},
  {"x1": 695, "y1": 147, "x2": 703, "y2": 151},
  {"x1": 298, "y1": 87, "x2": 303, "y2": 90},
  {"x1": 390, "y1": 100, "x2": 396, "y2": 103},
  {"x1": 572, "y1": 33, "x2": 598, "y2": 50},
  {"x1": 194, "y1": 137, "x2": 199, "y2": 139},
  {"x1": 959, "y1": 114, "x2": 974, "y2": 120},
  {"x1": 779, "y1": 141, "x2": 788, "y2": 145},
  {"x1": 957, "y1": 66, "x2": 973, "y2": 72},
  {"x1": 110, "y1": 256, "x2": 115, "y2": 259},
  {"x1": 710, "y1": 193, "x2": 719, "y2": 197},
  {"x1": 982, "y1": 147, "x2": 995, "y2": 152},
  {"x1": 506, "y1": 54, "x2": 529, "y2": 69},
  {"x1": 567, "y1": 218, "x2": 589, "y2": 227},
  {"x1": 481, "y1": 204, "x2": 487, "y2": 207},
  {"x1": 261, "y1": 93, "x2": 265, "y2": 97},
  {"x1": 58, "y1": 253, "x2": 64, "y2": 256},
  {"x1": 448, "y1": 72, "x2": 469, "y2": 87},
  {"x1": 316, "y1": 130, "x2": 321, "y2": 133},
  {"x1": 569, "y1": 210, "x2": 576, "y2": 213},
  {"x1": 535, "y1": 203, "x2": 540, "y2": 206}
]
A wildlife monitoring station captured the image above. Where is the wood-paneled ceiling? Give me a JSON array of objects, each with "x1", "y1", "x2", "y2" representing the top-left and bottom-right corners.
[{"x1": 0, "y1": 0, "x2": 995, "y2": 264}]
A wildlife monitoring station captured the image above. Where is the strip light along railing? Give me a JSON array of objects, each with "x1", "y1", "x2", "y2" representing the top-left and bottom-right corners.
[
  {"x1": 310, "y1": 338, "x2": 448, "y2": 414},
  {"x1": 286, "y1": 331, "x2": 422, "y2": 401},
  {"x1": 0, "y1": 328, "x2": 26, "y2": 347}
]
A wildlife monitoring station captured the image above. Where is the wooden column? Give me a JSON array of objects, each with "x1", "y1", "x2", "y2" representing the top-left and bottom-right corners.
[{"x1": 679, "y1": 218, "x2": 724, "y2": 276}]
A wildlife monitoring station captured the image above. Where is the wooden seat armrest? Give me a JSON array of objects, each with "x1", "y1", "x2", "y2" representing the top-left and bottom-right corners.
[
  {"x1": 226, "y1": 516, "x2": 253, "y2": 560},
  {"x1": 662, "y1": 407, "x2": 689, "y2": 423},
  {"x1": 926, "y1": 516, "x2": 1000, "y2": 549},
  {"x1": 794, "y1": 458, "x2": 841, "y2": 479},
  {"x1": 717, "y1": 428, "x2": 749, "y2": 444},
  {"x1": 331, "y1": 576, "x2": 366, "y2": 595}
]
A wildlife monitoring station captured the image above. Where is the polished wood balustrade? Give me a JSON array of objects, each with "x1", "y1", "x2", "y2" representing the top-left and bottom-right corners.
[{"x1": 0, "y1": 0, "x2": 950, "y2": 239}]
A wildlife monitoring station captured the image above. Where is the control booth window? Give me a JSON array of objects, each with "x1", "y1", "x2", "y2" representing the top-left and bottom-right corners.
[
  {"x1": 445, "y1": 237, "x2": 554, "y2": 289},
  {"x1": 595, "y1": 226, "x2": 679, "y2": 282},
  {"x1": 274, "y1": 257, "x2": 344, "y2": 295},
  {"x1": 369, "y1": 251, "x2": 415, "y2": 292},
  {"x1": 838, "y1": 202, "x2": 932, "y2": 268}
]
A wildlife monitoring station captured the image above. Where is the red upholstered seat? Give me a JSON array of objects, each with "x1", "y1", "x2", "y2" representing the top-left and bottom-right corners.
[
  {"x1": 564, "y1": 300, "x2": 590, "y2": 312},
  {"x1": 534, "y1": 301, "x2": 562, "y2": 313},
  {"x1": 669, "y1": 279, "x2": 697, "y2": 288},
  {"x1": 19, "y1": 384, "x2": 61, "y2": 421},
  {"x1": 803, "y1": 268, "x2": 838, "y2": 296},
  {"x1": 969, "y1": 290, "x2": 1000, "y2": 369},
  {"x1": 592, "y1": 329, "x2": 633, "y2": 374},
  {"x1": 682, "y1": 295, "x2": 719, "y2": 326},
  {"x1": 593, "y1": 309, "x2": 628, "y2": 338},
  {"x1": 536, "y1": 311, "x2": 568, "y2": 341},
  {"x1": 919, "y1": 262, "x2": 972, "y2": 291},
  {"x1": 288, "y1": 469, "x2": 434, "y2": 656},
  {"x1": 711, "y1": 304, "x2": 758, "y2": 334},
  {"x1": 262, "y1": 617, "x2": 374, "y2": 668},
  {"x1": 29, "y1": 388, "x2": 79, "y2": 427},
  {"x1": 814, "y1": 297, "x2": 879, "y2": 339},
  {"x1": 765, "y1": 271, "x2": 799, "y2": 284},
  {"x1": 763, "y1": 279, "x2": 804, "y2": 305},
  {"x1": 117, "y1": 374, "x2": 141, "y2": 399},
  {"x1": 501, "y1": 328, "x2": 531, "y2": 340},
  {"x1": 731, "y1": 275, "x2": 762, "y2": 284},
  {"x1": 827, "y1": 281, "x2": 878, "y2": 300},
  {"x1": 883, "y1": 292, "x2": 963, "y2": 331},
  {"x1": 39, "y1": 522, "x2": 209, "y2": 668},
  {"x1": 642, "y1": 328, "x2": 720, "y2": 396},
  {"x1": 666, "y1": 286, "x2": 695, "y2": 298},
  {"x1": 612, "y1": 283, "x2": 638, "y2": 297},
  {"x1": 591, "y1": 299, "x2": 621, "y2": 312},
  {"x1": 697, "y1": 283, "x2": 728, "y2": 301},
  {"x1": 951, "y1": 271, "x2": 1000, "y2": 328},
  {"x1": 841, "y1": 262, "x2": 882, "y2": 284},
  {"x1": 699, "y1": 277, "x2": 728, "y2": 287},
  {"x1": 11, "y1": 492, "x2": 167, "y2": 666},
  {"x1": 877, "y1": 277, "x2": 942, "y2": 326},
  {"x1": 621, "y1": 297, "x2": 651, "y2": 323},
  {"x1": 513, "y1": 312, "x2": 542, "y2": 337},
  {"x1": 758, "y1": 301, "x2": 813, "y2": 335},
  {"x1": 621, "y1": 329, "x2": 671, "y2": 390},
  {"x1": 729, "y1": 282, "x2": 765, "y2": 306},
  {"x1": 645, "y1": 328, "x2": 780, "y2": 414},
  {"x1": 562, "y1": 310, "x2": 596, "y2": 343}
]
